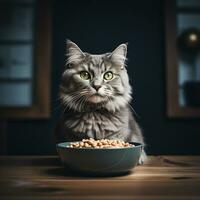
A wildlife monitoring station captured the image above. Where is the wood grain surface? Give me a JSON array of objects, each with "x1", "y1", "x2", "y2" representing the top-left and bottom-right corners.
[{"x1": 0, "y1": 156, "x2": 200, "y2": 200}]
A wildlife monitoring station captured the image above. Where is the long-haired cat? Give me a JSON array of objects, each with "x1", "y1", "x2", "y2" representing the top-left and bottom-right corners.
[{"x1": 55, "y1": 40, "x2": 147, "y2": 164}]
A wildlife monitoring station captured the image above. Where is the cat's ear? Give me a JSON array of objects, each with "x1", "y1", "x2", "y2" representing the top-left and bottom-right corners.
[
  {"x1": 110, "y1": 43, "x2": 127, "y2": 69},
  {"x1": 66, "y1": 40, "x2": 85, "y2": 65}
]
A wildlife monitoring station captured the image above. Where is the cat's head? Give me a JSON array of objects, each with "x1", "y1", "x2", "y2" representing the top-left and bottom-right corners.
[{"x1": 60, "y1": 40, "x2": 132, "y2": 112}]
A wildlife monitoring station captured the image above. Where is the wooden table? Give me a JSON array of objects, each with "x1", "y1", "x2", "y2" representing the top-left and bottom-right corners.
[{"x1": 0, "y1": 156, "x2": 200, "y2": 200}]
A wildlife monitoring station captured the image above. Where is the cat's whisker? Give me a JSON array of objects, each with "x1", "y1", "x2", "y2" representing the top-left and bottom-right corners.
[
  {"x1": 81, "y1": 95, "x2": 88, "y2": 107},
  {"x1": 71, "y1": 93, "x2": 88, "y2": 111},
  {"x1": 63, "y1": 103, "x2": 70, "y2": 114},
  {"x1": 128, "y1": 102, "x2": 140, "y2": 119},
  {"x1": 62, "y1": 92, "x2": 82, "y2": 103},
  {"x1": 62, "y1": 93, "x2": 83, "y2": 111},
  {"x1": 75, "y1": 96, "x2": 83, "y2": 112},
  {"x1": 81, "y1": 95, "x2": 91, "y2": 110},
  {"x1": 78, "y1": 96, "x2": 86, "y2": 111},
  {"x1": 82, "y1": 96, "x2": 89, "y2": 109},
  {"x1": 70, "y1": 91, "x2": 88, "y2": 111}
]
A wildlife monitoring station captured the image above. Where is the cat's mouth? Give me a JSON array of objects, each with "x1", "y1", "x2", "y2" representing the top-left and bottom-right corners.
[{"x1": 88, "y1": 94, "x2": 107, "y2": 104}]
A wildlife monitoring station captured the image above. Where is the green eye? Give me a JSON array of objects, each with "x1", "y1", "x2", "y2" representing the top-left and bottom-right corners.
[
  {"x1": 80, "y1": 71, "x2": 90, "y2": 80},
  {"x1": 104, "y1": 71, "x2": 113, "y2": 80}
]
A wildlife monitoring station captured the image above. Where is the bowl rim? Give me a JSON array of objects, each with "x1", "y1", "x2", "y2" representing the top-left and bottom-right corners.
[{"x1": 56, "y1": 141, "x2": 143, "y2": 150}]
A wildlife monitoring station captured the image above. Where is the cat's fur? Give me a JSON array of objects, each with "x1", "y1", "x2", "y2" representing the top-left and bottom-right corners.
[{"x1": 55, "y1": 40, "x2": 147, "y2": 164}]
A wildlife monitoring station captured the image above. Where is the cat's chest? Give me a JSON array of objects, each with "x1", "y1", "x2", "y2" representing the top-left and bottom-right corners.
[{"x1": 65, "y1": 112, "x2": 124, "y2": 139}]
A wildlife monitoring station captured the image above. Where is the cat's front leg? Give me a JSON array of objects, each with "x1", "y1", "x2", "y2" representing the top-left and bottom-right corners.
[{"x1": 138, "y1": 149, "x2": 147, "y2": 165}]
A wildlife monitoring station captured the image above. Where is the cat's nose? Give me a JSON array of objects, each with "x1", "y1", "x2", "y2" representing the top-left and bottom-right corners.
[{"x1": 93, "y1": 85, "x2": 101, "y2": 91}]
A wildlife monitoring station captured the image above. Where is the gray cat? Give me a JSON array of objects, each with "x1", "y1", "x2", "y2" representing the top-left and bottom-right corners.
[{"x1": 55, "y1": 40, "x2": 147, "y2": 164}]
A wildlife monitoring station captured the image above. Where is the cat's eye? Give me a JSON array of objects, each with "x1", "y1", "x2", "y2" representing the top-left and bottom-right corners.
[
  {"x1": 104, "y1": 71, "x2": 113, "y2": 80},
  {"x1": 80, "y1": 71, "x2": 91, "y2": 80}
]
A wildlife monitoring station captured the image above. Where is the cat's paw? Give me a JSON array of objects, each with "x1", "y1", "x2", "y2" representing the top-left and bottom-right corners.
[{"x1": 138, "y1": 151, "x2": 147, "y2": 165}]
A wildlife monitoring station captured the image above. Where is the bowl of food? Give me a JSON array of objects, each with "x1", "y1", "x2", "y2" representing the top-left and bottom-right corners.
[{"x1": 57, "y1": 138, "x2": 143, "y2": 175}]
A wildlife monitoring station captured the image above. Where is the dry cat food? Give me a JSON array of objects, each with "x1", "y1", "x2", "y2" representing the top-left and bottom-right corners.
[{"x1": 68, "y1": 138, "x2": 134, "y2": 148}]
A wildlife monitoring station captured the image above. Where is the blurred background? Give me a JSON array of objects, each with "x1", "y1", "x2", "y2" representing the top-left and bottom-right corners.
[{"x1": 0, "y1": 0, "x2": 200, "y2": 155}]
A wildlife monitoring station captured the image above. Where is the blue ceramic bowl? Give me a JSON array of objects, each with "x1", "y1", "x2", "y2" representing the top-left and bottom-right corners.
[{"x1": 57, "y1": 142, "x2": 143, "y2": 175}]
